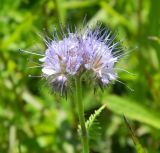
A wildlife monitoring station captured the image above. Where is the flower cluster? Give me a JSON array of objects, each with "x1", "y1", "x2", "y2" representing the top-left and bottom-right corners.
[{"x1": 40, "y1": 25, "x2": 121, "y2": 95}]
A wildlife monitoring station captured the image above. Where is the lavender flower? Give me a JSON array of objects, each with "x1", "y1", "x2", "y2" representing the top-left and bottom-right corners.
[
  {"x1": 80, "y1": 27, "x2": 119, "y2": 86},
  {"x1": 40, "y1": 25, "x2": 121, "y2": 94},
  {"x1": 40, "y1": 33, "x2": 83, "y2": 95}
]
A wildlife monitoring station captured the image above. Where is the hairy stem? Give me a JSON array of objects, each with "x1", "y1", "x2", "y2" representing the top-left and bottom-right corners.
[{"x1": 75, "y1": 76, "x2": 89, "y2": 153}]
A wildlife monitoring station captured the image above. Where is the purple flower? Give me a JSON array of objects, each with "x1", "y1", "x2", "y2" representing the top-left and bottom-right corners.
[
  {"x1": 40, "y1": 25, "x2": 121, "y2": 94},
  {"x1": 40, "y1": 33, "x2": 82, "y2": 95},
  {"x1": 80, "y1": 26, "x2": 119, "y2": 85}
]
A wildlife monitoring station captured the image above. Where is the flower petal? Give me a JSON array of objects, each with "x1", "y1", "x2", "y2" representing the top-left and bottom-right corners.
[{"x1": 42, "y1": 68, "x2": 56, "y2": 75}]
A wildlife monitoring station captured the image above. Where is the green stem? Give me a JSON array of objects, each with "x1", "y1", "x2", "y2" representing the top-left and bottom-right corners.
[{"x1": 75, "y1": 76, "x2": 89, "y2": 153}]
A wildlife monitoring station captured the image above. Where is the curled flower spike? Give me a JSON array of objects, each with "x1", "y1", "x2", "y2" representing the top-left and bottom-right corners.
[
  {"x1": 39, "y1": 24, "x2": 122, "y2": 95},
  {"x1": 80, "y1": 26, "x2": 119, "y2": 86},
  {"x1": 40, "y1": 32, "x2": 83, "y2": 95}
]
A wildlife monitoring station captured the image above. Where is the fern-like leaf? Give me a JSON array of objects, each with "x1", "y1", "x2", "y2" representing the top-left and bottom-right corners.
[
  {"x1": 78, "y1": 104, "x2": 106, "y2": 143},
  {"x1": 86, "y1": 104, "x2": 106, "y2": 143},
  {"x1": 86, "y1": 104, "x2": 106, "y2": 130}
]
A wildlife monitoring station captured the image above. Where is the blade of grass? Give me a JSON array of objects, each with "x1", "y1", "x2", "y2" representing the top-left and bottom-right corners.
[
  {"x1": 54, "y1": 0, "x2": 66, "y2": 24},
  {"x1": 99, "y1": 1, "x2": 133, "y2": 32},
  {"x1": 63, "y1": 0, "x2": 98, "y2": 9},
  {"x1": 124, "y1": 116, "x2": 146, "y2": 153}
]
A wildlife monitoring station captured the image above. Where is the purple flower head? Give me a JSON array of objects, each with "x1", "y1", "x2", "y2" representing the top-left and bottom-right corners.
[
  {"x1": 40, "y1": 33, "x2": 82, "y2": 95},
  {"x1": 39, "y1": 24, "x2": 121, "y2": 95},
  {"x1": 80, "y1": 26, "x2": 119, "y2": 86}
]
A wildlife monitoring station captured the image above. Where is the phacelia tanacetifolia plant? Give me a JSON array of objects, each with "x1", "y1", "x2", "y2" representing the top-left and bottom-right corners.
[
  {"x1": 40, "y1": 26, "x2": 119, "y2": 94},
  {"x1": 23, "y1": 24, "x2": 123, "y2": 153}
]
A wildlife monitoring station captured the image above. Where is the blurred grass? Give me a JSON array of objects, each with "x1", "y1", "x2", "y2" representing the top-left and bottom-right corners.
[{"x1": 0, "y1": 0, "x2": 160, "y2": 153}]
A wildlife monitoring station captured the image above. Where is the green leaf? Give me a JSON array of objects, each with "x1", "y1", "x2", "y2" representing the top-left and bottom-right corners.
[
  {"x1": 86, "y1": 104, "x2": 106, "y2": 130},
  {"x1": 78, "y1": 105, "x2": 106, "y2": 142},
  {"x1": 86, "y1": 105, "x2": 106, "y2": 142},
  {"x1": 103, "y1": 95, "x2": 160, "y2": 129}
]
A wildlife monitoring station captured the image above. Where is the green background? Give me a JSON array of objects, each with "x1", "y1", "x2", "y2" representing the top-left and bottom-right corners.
[{"x1": 0, "y1": 0, "x2": 160, "y2": 152}]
